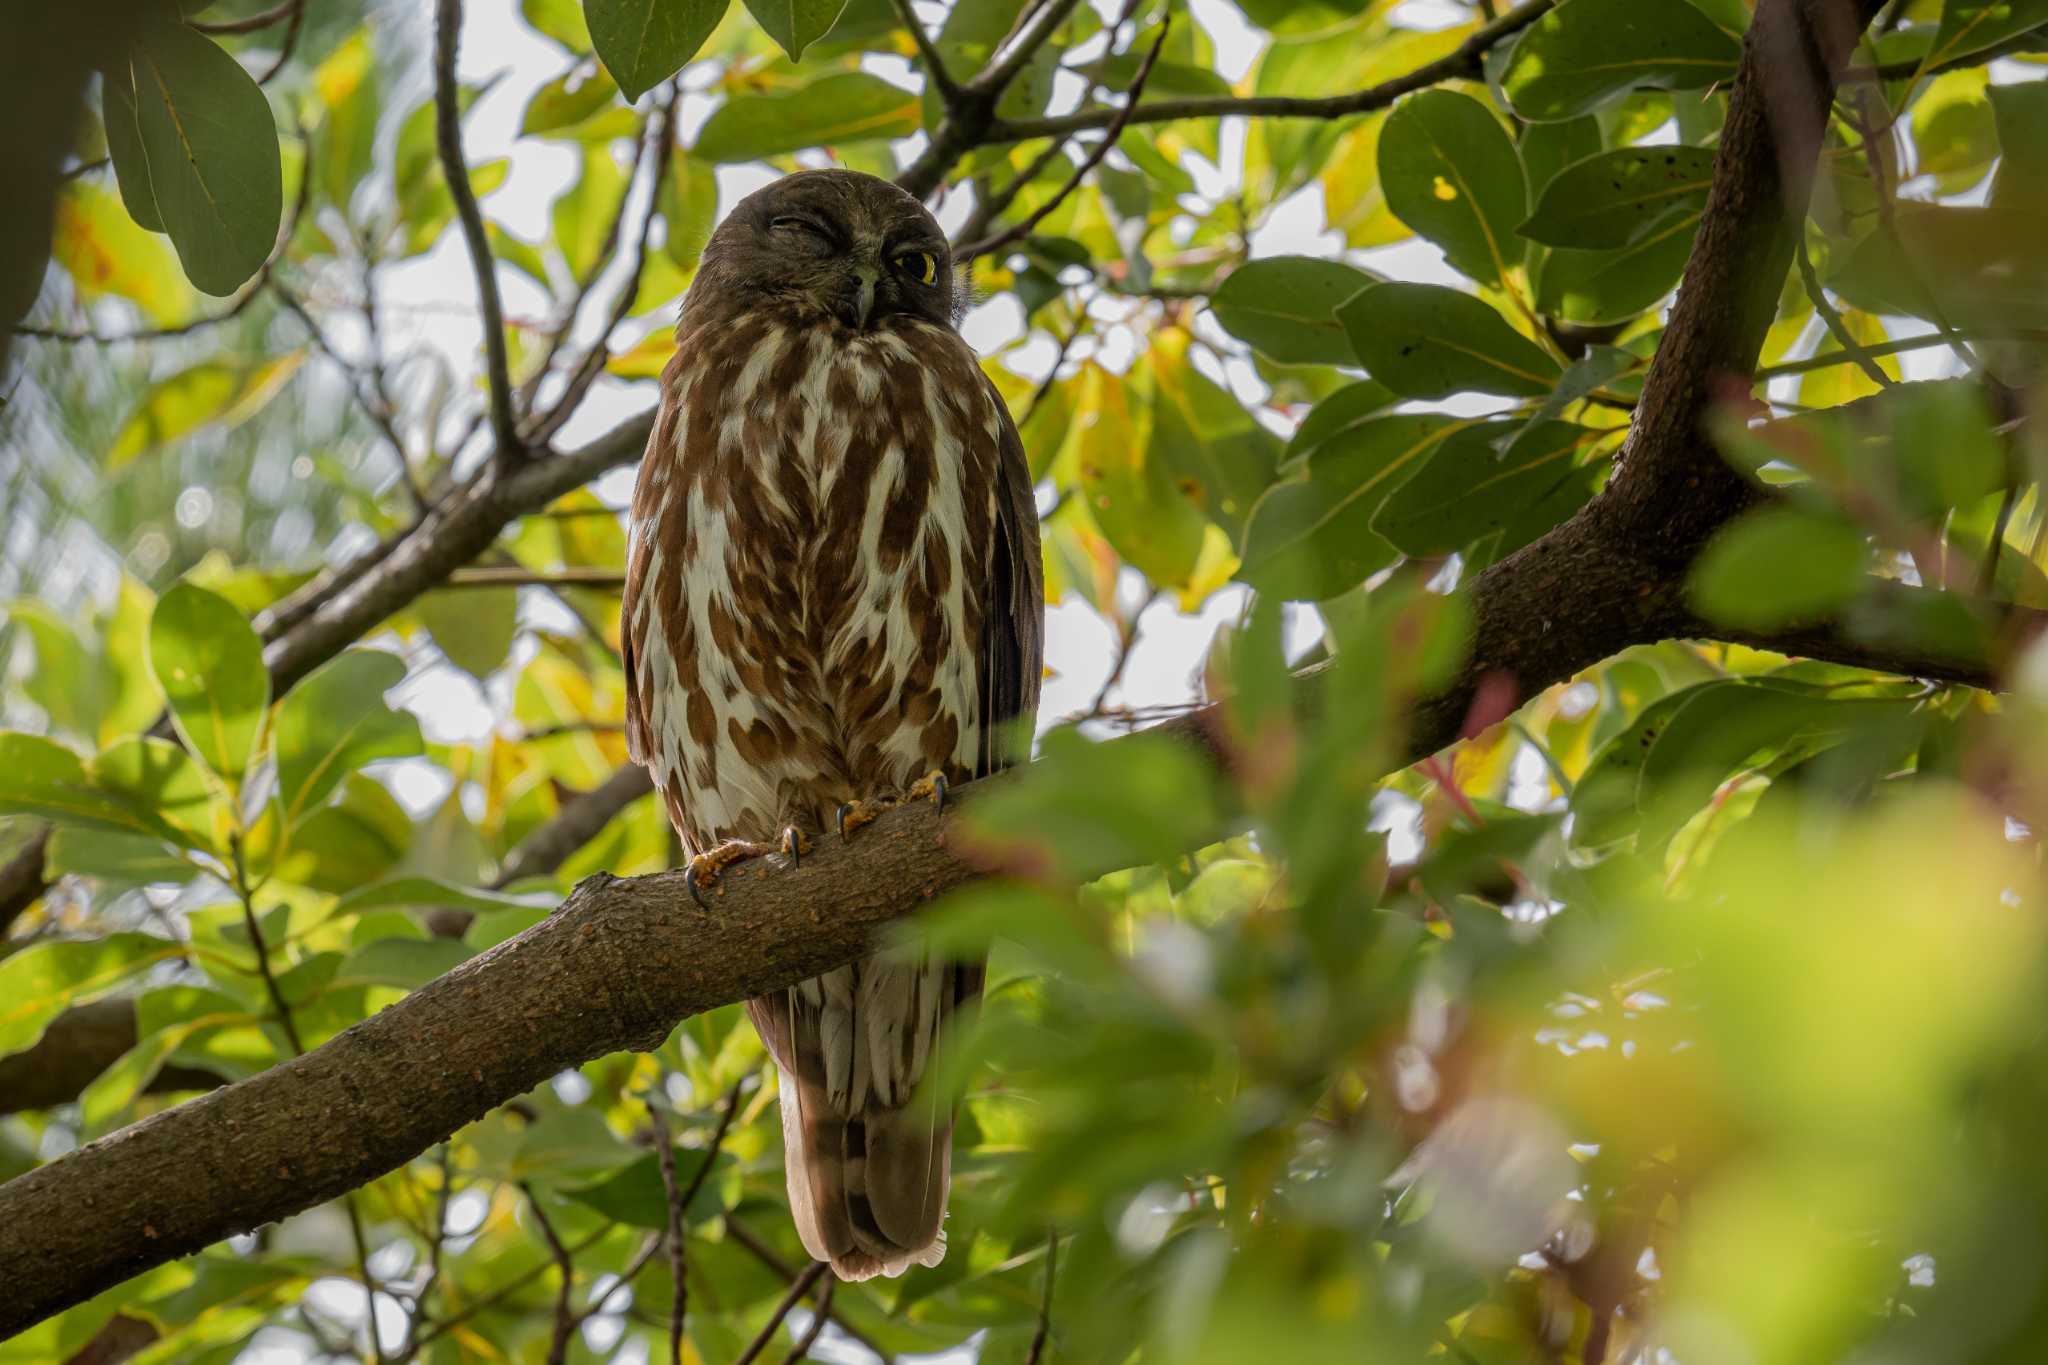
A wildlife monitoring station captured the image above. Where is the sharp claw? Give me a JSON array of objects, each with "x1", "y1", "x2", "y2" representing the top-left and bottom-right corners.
[
  {"x1": 836, "y1": 803, "x2": 856, "y2": 840},
  {"x1": 929, "y1": 772, "x2": 949, "y2": 815},
  {"x1": 781, "y1": 826, "x2": 804, "y2": 868},
  {"x1": 685, "y1": 863, "x2": 710, "y2": 909}
]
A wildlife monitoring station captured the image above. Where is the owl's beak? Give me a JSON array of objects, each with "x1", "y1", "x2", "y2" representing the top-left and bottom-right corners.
[{"x1": 837, "y1": 264, "x2": 879, "y2": 330}]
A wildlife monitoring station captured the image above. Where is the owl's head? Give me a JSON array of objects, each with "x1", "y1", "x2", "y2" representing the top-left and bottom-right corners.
[{"x1": 691, "y1": 169, "x2": 959, "y2": 332}]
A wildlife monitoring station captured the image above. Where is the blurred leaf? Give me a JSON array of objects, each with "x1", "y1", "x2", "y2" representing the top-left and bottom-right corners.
[
  {"x1": 51, "y1": 181, "x2": 195, "y2": 324},
  {"x1": 563, "y1": 1148, "x2": 739, "y2": 1227},
  {"x1": 313, "y1": 30, "x2": 379, "y2": 214},
  {"x1": 420, "y1": 588, "x2": 520, "y2": 680},
  {"x1": 1501, "y1": 0, "x2": 1740, "y2": 121},
  {"x1": 1071, "y1": 361, "x2": 1210, "y2": 589},
  {"x1": 1911, "y1": 68, "x2": 1997, "y2": 195},
  {"x1": 694, "y1": 71, "x2": 917, "y2": 162},
  {"x1": 1240, "y1": 414, "x2": 1475, "y2": 600},
  {"x1": 1519, "y1": 146, "x2": 1714, "y2": 248},
  {"x1": 332, "y1": 936, "x2": 476, "y2": 991},
  {"x1": 520, "y1": 59, "x2": 626, "y2": 137},
  {"x1": 47, "y1": 827, "x2": 199, "y2": 885},
  {"x1": 1209, "y1": 256, "x2": 1379, "y2": 365},
  {"x1": 1830, "y1": 205, "x2": 2048, "y2": 331},
  {"x1": 1379, "y1": 89, "x2": 1528, "y2": 287},
  {"x1": 148, "y1": 583, "x2": 269, "y2": 784},
  {"x1": 1689, "y1": 505, "x2": 1870, "y2": 631},
  {"x1": 1797, "y1": 309, "x2": 1898, "y2": 409},
  {"x1": 742, "y1": 0, "x2": 852, "y2": 60},
  {"x1": 0, "y1": 733, "x2": 184, "y2": 842},
  {"x1": 1321, "y1": 114, "x2": 1410, "y2": 250},
  {"x1": 332, "y1": 875, "x2": 554, "y2": 918},
  {"x1": 93, "y1": 736, "x2": 217, "y2": 849},
  {"x1": 664, "y1": 148, "x2": 718, "y2": 269},
  {"x1": 129, "y1": 17, "x2": 283, "y2": 294},
  {"x1": 551, "y1": 145, "x2": 631, "y2": 281},
  {"x1": 524, "y1": 0, "x2": 594, "y2": 49},
  {"x1": 1928, "y1": 0, "x2": 2048, "y2": 66},
  {"x1": 108, "y1": 352, "x2": 305, "y2": 467},
  {"x1": 589, "y1": 0, "x2": 728, "y2": 100},
  {"x1": 1338, "y1": 282, "x2": 1561, "y2": 398},
  {"x1": 0, "y1": 933, "x2": 177, "y2": 1056},
  {"x1": 1989, "y1": 79, "x2": 2048, "y2": 213},
  {"x1": 279, "y1": 773, "x2": 414, "y2": 892},
  {"x1": 1144, "y1": 331, "x2": 1280, "y2": 537},
  {"x1": 273, "y1": 651, "x2": 422, "y2": 830}
]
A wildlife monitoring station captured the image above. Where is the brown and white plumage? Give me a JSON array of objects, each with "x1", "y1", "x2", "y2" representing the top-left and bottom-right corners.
[{"x1": 619, "y1": 170, "x2": 1042, "y2": 1280}]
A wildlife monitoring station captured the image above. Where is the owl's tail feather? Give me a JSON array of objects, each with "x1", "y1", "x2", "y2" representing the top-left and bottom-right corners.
[{"x1": 777, "y1": 1062, "x2": 952, "y2": 1281}]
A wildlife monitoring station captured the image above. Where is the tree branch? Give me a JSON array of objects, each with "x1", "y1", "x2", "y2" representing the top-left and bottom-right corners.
[
  {"x1": 434, "y1": 0, "x2": 520, "y2": 465},
  {"x1": 987, "y1": 0, "x2": 1555, "y2": 143}
]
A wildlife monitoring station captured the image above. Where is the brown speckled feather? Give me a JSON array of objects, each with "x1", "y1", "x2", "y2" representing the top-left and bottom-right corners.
[{"x1": 620, "y1": 170, "x2": 1041, "y2": 1282}]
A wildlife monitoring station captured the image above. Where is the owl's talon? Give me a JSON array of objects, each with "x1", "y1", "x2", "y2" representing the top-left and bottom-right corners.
[
  {"x1": 909, "y1": 770, "x2": 949, "y2": 815},
  {"x1": 780, "y1": 826, "x2": 810, "y2": 867},
  {"x1": 683, "y1": 839, "x2": 766, "y2": 909}
]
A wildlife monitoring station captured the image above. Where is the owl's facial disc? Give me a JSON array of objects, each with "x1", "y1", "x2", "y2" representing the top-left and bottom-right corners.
[{"x1": 708, "y1": 170, "x2": 954, "y2": 332}]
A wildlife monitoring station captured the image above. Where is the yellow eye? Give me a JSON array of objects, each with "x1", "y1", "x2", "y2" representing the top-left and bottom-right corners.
[{"x1": 898, "y1": 251, "x2": 937, "y2": 285}]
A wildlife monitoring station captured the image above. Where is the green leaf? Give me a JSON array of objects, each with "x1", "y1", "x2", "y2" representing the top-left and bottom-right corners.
[
  {"x1": 332, "y1": 875, "x2": 555, "y2": 918},
  {"x1": 692, "y1": 72, "x2": 919, "y2": 162},
  {"x1": 1911, "y1": 68, "x2": 1997, "y2": 197},
  {"x1": 102, "y1": 59, "x2": 162, "y2": 232},
  {"x1": 87, "y1": 716, "x2": 219, "y2": 846},
  {"x1": 742, "y1": 0, "x2": 853, "y2": 61},
  {"x1": 1928, "y1": 0, "x2": 2048, "y2": 67},
  {"x1": 332, "y1": 936, "x2": 477, "y2": 991},
  {"x1": 1209, "y1": 256, "x2": 1379, "y2": 366},
  {"x1": 1144, "y1": 332, "x2": 1281, "y2": 537},
  {"x1": 550, "y1": 145, "x2": 631, "y2": 280},
  {"x1": 148, "y1": 582, "x2": 270, "y2": 783},
  {"x1": 1688, "y1": 505, "x2": 1871, "y2": 630},
  {"x1": 129, "y1": 17, "x2": 283, "y2": 295},
  {"x1": 0, "y1": 933, "x2": 178, "y2": 1056},
  {"x1": 1373, "y1": 420, "x2": 1604, "y2": 560},
  {"x1": 419, "y1": 588, "x2": 520, "y2": 680},
  {"x1": 1828, "y1": 206, "x2": 2048, "y2": 331},
  {"x1": 562, "y1": 1148, "x2": 739, "y2": 1227},
  {"x1": 47, "y1": 828, "x2": 201, "y2": 885},
  {"x1": 1517, "y1": 115, "x2": 1603, "y2": 204},
  {"x1": 0, "y1": 733, "x2": 181, "y2": 841},
  {"x1": 1501, "y1": 0, "x2": 1742, "y2": 122},
  {"x1": 1239, "y1": 414, "x2": 1479, "y2": 600},
  {"x1": 1279, "y1": 379, "x2": 1397, "y2": 474},
  {"x1": 108, "y1": 352, "x2": 305, "y2": 467},
  {"x1": 1519, "y1": 146, "x2": 1714, "y2": 248},
  {"x1": 1533, "y1": 204, "x2": 1702, "y2": 323},
  {"x1": 278, "y1": 774, "x2": 414, "y2": 893},
  {"x1": 1070, "y1": 363, "x2": 1210, "y2": 590},
  {"x1": 520, "y1": 59, "x2": 626, "y2": 137},
  {"x1": 523, "y1": 0, "x2": 594, "y2": 50},
  {"x1": 1989, "y1": 80, "x2": 2048, "y2": 214},
  {"x1": 273, "y1": 651, "x2": 422, "y2": 830},
  {"x1": 587, "y1": 0, "x2": 729, "y2": 101},
  {"x1": 1378, "y1": 90, "x2": 1528, "y2": 287},
  {"x1": 313, "y1": 30, "x2": 380, "y2": 214},
  {"x1": 79, "y1": 987, "x2": 253, "y2": 1132},
  {"x1": 1337, "y1": 282, "x2": 1561, "y2": 398}
]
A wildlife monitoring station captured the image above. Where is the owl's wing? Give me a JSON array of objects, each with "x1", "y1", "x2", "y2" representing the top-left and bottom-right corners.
[
  {"x1": 976, "y1": 377, "x2": 1044, "y2": 780},
  {"x1": 620, "y1": 376, "x2": 685, "y2": 792}
]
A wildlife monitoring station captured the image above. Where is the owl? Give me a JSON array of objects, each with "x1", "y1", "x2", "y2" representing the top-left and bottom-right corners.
[{"x1": 620, "y1": 170, "x2": 1044, "y2": 1280}]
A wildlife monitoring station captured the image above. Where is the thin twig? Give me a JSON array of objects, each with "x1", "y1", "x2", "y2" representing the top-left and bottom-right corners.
[
  {"x1": 972, "y1": 0, "x2": 1086, "y2": 102},
  {"x1": 960, "y1": 15, "x2": 1172, "y2": 262},
  {"x1": 1024, "y1": 1231, "x2": 1058, "y2": 1365},
  {"x1": 732, "y1": 1263, "x2": 829, "y2": 1365},
  {"x1": 191, "y1": 0, "x2": 299, "y2": 33},
  {"x1": 527, "y1": 85, "x2": 683, "y2": 446},
  {"x1": 778, "y1": 1278, "x2": 833, "y2": 1365},
  {"x1": 410, "y1": 1226, "x2": 612, "y2": 1350},
  {"x1": 1755, "y1": 328, "x2": 2048, "y2": 379},
  {"x1": 434, "y1": 0, "x2": 520, "y2": 464},
  {"x1": 724, "y1": 1218, "x2": 895, "y2": 1362},
  {"x1": 521, "y1": 1185, "x2": 579, "y2": 1365},
  {"x1": 257, "y1": 0, "x2": 307, "y2": 85},
  {"x1": 892, "y1": 0, "x2": 959, "y2": 102},
  {"x1": 646, "y1": 1102, "x2": 687, "y2": 1365},
  {"x1": 1792, "y1": 235, "x2": 1891, "y2": 389}
]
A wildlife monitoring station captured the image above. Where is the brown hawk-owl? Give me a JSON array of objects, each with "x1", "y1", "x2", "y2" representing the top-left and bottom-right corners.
[{"x1": 620, "y1": 170, "x2": 1043, "y2": 1280}]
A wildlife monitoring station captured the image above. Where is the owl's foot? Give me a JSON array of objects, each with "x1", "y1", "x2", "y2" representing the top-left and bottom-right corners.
[
  {"x1": 908, "y1": 770, "x2": 949, "y2": 814},
  {"x1": 836, "y1": 800, "x2": 883, "y2": 841},
  {"x1": 684, "y1": 839, "x2": 770, "y2": 908}
]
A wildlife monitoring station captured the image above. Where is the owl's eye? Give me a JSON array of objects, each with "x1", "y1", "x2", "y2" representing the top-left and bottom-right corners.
[
  {"x1": 770, "y1": 215, "x2": 829, "y2": 241},
  {"x1": 896, "y1": 251, "x2": 938, "y2": 286}
]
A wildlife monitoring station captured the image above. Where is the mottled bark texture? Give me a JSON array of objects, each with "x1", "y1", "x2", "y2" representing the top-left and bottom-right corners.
[{"x1": 7, "y1": 0, "x2": 2043, "y2": 1336}]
